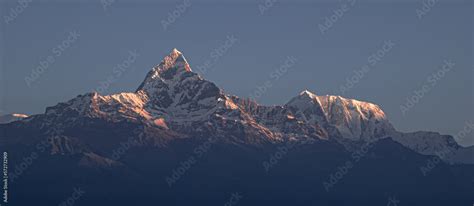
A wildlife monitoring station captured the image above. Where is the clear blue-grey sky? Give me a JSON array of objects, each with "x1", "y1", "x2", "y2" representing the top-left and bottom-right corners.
[{"x1": 1, "y1": 0, "x2": 473, "y2": 145}]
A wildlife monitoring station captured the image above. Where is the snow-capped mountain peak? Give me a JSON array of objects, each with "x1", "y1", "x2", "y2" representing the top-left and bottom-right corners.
[
  {"x1": 30, "y1": 50, "x2": 394, "y2": 143},
  {"x1": 316, "y1": 95, "x2": 394, "y2": 140},
  {"x1": 287, "y1": 90, "x2": 394, "y2": 141},
  {"x1": 299, "y1": 90, "x2": 317, "y2": 98},
  {"x1": 14, "y1": 48, "x2": 470, "y2": 164},
  {"x1": 171, "y1": 48, "x2": 182, "y2": 55},
  {"x1": 159, "y1": 48, "x2": 191, "y2": 73},
  {"x1": 287, "y1": 90, "x2": 322, "y2": 110},
  {"x1": 136, "y1": 48, "x2": 193, "y2": 92}
]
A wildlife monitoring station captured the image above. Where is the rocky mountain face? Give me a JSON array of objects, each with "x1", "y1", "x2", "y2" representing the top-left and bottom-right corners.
[
  {"x1": 0, "y1": 49, "x2": 472, "y2": 206},
  {"x1": 1, "y1": 49, "x2": 471, "y2": 163}
]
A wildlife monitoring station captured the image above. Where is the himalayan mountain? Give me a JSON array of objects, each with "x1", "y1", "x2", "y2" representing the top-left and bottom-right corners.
[{"x1": 0, "y1": 49, "x2": 472, "y2": 206}]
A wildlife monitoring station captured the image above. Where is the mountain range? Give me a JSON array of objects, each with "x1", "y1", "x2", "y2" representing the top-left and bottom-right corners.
[{"x1": 1, "y1": 49, "x2": 472, "y2": 206}]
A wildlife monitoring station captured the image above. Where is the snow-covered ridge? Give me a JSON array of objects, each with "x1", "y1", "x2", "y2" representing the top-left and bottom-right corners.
[
  {"x1": 24, "y1": 48, "x2": 471, "y2": 163},
  {"x1": 37, "y1": 49, "x2": 396, "y2": 141},
  {"x1": 41, "y1": 49, "x2": 254, "y2": 138},
  {"x1": 0, "y1": 113, "x2": 29, "y2": 124},
  {"x1": 390, "y1": 131, "x2": 473, "y2": 164},
  {"x1": 318, "y1": 94, "x2": 393, "y2": 140},
  {"x1": 287, "y1": 90, "x2": 394, "y2": 141}
]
